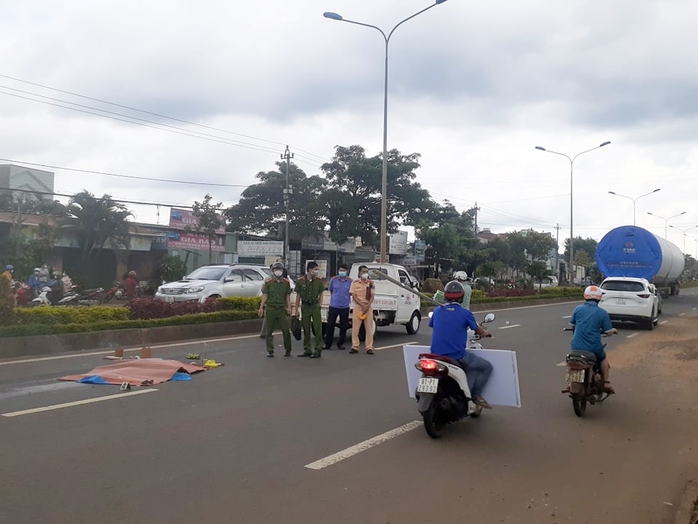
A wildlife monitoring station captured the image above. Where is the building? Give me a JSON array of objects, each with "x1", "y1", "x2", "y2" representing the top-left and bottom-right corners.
[{"x1": 0, "y1": 164, "x2": 55, "y2": 201}]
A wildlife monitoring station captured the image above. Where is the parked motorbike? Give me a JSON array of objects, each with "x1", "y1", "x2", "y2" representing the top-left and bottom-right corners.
[
  {"x1": 103, "y1": 280, "x2": 126, "y2": 303},
  {"x1": 57, "y1": 285, "x2": 104, "y2": 306},
  {"x1": 29, "y1": 286, "x2": 54, "y2": 307},
  {"x1": 562, "y1": 328, "x2": 615, "y2": 417},
  {"x1": 416, "y1": 312, "x2": 495, "y2": 438},
  {"x1": 12, "y1": 281, "x2": 33, "y2": 306}
]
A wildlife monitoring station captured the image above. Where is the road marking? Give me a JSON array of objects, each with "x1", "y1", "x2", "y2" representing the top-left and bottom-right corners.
[
  {"x1": 374, "y1": 342, "x2": 415, "y2": 352},
  {"x1": 0, "y1": 333, "x2": 264, "y2": 367},
  {"x1": 562, "y1": 315, "x2": 572, "y2": 319},
  {"x1": 305, "y1": 420, "x2": 422, "y2": 470},
  {"x1": 693, "y1": 308, "x2": 697, "y2": 311},
  {"x1": 1, "y1": 389, "x2": 158, "y2": 418},
  {"x1": 679, "y1": 313, "x2": 686, "y2": 316},
  {"x1": 659, "y1": 320, "x2": 668, "y2": 325},
  {"x1": 498, "y1": 324, "x2": 521, "y2": 330},
  {"x1": 626, "y1": 333, "x2": 639, "y2": 338},
  {"x1": 556, "y1": 361, "x2": 566, "y2": 367}
]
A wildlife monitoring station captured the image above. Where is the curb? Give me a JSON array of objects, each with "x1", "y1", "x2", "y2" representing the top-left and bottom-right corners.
[{"x1": 675, "y1": 480, "x2": 698, "y2": 524}]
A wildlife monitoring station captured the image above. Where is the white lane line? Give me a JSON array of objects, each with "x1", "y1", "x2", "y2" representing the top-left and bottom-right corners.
[
  {"x1": 1, "y1": 389, "x2": 158, "y2": 418},
  {"x1": 626, "y1": 333, "x2": 639, "y2": 338},
  {"x1": 305, "y1": 420, "x2": 422, "y2": 470},
  {"x1": 0, "y1": 333, "x2": 263, "y2": 367},
  {"x1": 680, "y1": 313, "x2": 686, "y2": 316},
  {"x1": 374, "y1": 342, "x2": 415, "y2": 352},
  {"x1": 562, "y1": 315, "x2": 572, "y2": 319},
  {"x1": 660, "y1": 320, "x2": 668, "y2": 325},
  {"x1": 693, "y1": 308, "x2": 697, "y2": 311},
  {"x1": 556, "y1": 362, "x2": 566, "y2": 367},
  {"x1": 498, "y1": 324, "x2": 521, "y2": 330}
]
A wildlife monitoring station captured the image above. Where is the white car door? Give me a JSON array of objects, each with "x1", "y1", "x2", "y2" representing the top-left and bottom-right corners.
[
  {"x1": 396, "y1": 269, "x2": 419, "y2": 321},
  {"x1": 221, "y1": 269, "x2": 246, "y2": 296},
  {"x1": 241, "y1": 269, "x2": 266, "y2": 297}
]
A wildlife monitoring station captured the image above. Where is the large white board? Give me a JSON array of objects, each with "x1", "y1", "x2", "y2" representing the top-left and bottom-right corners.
[{"x1": 403, "y1": 345, "x2": 522, "y2": 408}]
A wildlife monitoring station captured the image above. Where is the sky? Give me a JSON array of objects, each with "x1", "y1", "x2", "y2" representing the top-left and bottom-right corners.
[{"x1": 1, "y1": 0, "x2": 697, "y2": 255}]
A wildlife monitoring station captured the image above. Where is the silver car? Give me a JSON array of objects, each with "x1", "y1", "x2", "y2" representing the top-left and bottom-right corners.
[{"x1": 155, "y1": 264, "x2": 276, "y2": 303}]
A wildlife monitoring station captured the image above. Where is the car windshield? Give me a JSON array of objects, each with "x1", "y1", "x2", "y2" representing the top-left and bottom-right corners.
[
  {"x1": 184, "y1": 267, "x2": 227, "y2": 281},
  {"x1": 601, "y1": 281, "x2": 645, "y2": 292}
]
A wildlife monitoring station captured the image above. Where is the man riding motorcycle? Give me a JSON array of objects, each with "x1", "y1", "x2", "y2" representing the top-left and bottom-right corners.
[
  {"x1": 428, "y1": 280, "x2": 494, "y2": 409},
  {"x1": 570, "y1": 285, "x2": 618, "y2": 393}
]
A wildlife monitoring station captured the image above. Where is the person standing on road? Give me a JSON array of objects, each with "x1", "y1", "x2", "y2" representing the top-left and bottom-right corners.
[
  {"x1": 324, "y1": 263, "x2": 352, "y2": 350},
  {"x1": 260, "y1": 259, "x2": 289, "y2": 339},
  {"x1": 259, "y1": 262, "x2": 293, "y2": 358},
  {"x1": 349, "y1": 265, "x2": 375, "y2": 355},
  {"x1": 295, "y1": 261, "x2": 326, "y2": 358}
]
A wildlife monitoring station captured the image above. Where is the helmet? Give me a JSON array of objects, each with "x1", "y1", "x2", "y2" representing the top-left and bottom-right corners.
[
  {"x1": 271, "y1": 262, "x2": 284, "y2": 271},
  {"x1": 453, "y1": 271, "x2": 468, "y2": 282},
  {"x1": 583, "y1": 285, "x2": 603, "y2": 301},
  {"x1": 5, "y1": 265, "x2": 14, "y2": 271},
  {"x1": 33, "y1": 268, "x2": 40, "y2": 273},
  {"x1": 443, "y1": 280, "x2": 465, "y2": 303},
  {"x1": 128, "y1": 270, "x2": 136, "y2": 277}
]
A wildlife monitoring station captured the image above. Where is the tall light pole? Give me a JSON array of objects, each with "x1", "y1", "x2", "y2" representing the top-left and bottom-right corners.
[
  {"x1": 647, "y1": 211, "x2": 686, "y2": 239},
  {"x1": 607, "y1": 188, "x2": 660, "y2": 226},
  {"x1": 281, "y1": 146, "x2": 294, "y2": 268},
  {"x1": 324, "y1": 0, "x2": 448, "y2": 263},
  {"x1": 535, "y1": 141, "x2": 611, "y2": 285},
  {"x1": 669, "y1": 224, "x2": 698, "y2": 254}
]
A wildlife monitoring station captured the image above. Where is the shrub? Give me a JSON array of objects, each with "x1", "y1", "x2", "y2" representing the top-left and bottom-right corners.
[
  {"x1": 16, "y1": 306, "x2": 129, "y2": 325},
  {"x1": 218, "y1": 296, "x2": 261, "y2": 310},
  {"x1": 0, "y1": 277, "x2": 16, "y2": 326},
  {"x1": 420, "y1": 278, "x2": 444, "y2": 295},
  {"x1": 487, "y1": 288, "x2": 536, "y2": 298},
  {"x1": 126, "y1": 296, "x2": 260, "y2": 320}
]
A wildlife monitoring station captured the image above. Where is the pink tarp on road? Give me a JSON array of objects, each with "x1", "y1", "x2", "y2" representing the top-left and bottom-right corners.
[{"x1": 60, "y1": 358, "x2": 207, "y2": 386}]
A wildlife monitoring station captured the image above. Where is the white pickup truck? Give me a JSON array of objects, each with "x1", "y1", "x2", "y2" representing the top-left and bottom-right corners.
[{"x1": 321, "y1": 263, "x2": 423, "y2": 338}]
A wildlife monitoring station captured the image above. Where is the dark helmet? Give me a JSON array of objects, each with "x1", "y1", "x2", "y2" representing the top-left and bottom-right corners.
[
  {"x1": 272, "y1": 262, "x2": 284, "y2": 271},
  {"x1": 443, "y1": 280, "x2": 465, "y2": 303}
]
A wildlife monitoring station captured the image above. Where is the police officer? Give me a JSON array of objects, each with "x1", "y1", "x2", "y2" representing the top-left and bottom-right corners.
[
  {"x1": 295, "y1": 261, "x2": 326, "y2": 358},
  {"x1": 259, "y1": 262, "x2": 293, "y2": 357}
]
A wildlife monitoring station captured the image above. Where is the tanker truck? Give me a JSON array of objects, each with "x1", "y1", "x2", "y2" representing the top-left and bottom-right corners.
[{"x1": 596, "y1": 226, "x2": 685, "y2": 296}]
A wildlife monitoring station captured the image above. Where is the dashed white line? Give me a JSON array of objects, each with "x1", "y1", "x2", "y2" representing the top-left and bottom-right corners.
[
  {"x1": 562, "y1": 315, "x2": 572, "y2": 319},
  {"x1": 499, "y1": 324, "x2": 521, "y2": 330},
  {"x1": 660, "y1": 320, "x2": 668, "y2": 325},
  {"x1": 626, "y1": 333, "x2": 639, "y2": 338},
  {"x1": 1, "y1": 388, "x2": 158, "y2": 418},
  {"x1": 305, "y1": 420, "x2": 423, "y2": 470},
  {"x1": 556, "y1": 362, "x2": 566, "y2": 367},
  {"x1": 679, "y1": 313, "x2": 686, "y2": 317}
]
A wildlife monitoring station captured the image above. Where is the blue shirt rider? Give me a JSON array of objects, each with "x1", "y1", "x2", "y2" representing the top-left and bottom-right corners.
[
  {"x1": 429, "y1": 280, "x2": 494, "y2": 409},
  {"x1": 570, "y1": 285, "x2": 618, "y2": 393}
]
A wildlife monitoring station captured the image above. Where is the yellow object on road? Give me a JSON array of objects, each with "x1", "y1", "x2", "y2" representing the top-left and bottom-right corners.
[{"x1": 203, "y1": 359, "x2": 224, "y2": 368}]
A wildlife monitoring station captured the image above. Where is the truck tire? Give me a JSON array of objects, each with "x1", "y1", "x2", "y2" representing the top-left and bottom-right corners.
[{"x1": 406, "y1": 311, "x2": 421, "y2": 334}]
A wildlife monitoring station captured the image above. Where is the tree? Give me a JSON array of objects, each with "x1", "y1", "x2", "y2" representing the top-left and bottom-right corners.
[
  {"x1": 528, "y1": 260, "x2": 553, "y2": 290},
  {"x1": 419, "y1": 223, "x2": 460, "y2": 275},
  {"x1": 65, "y1": 191, "x2": 132, "y2": 271},
  {"x1": 191, "y1": 194, "x2": 225, "y2": 264}
]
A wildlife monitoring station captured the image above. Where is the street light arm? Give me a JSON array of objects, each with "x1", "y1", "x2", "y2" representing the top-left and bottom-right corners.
[
  {"x1": 571, "y1": 141, "x2": 611, "y2": 163},
  {"x1": 387, "y1": 2, "x2": 442, "y2": 41}
]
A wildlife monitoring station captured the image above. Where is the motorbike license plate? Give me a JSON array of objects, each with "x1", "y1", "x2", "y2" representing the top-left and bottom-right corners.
[
  {"x1": 417, "y1": 377, "x2": 439, "y2": 394},
  {"x1": 566, "y1": 370, "x2": 585, "y2": 383}
]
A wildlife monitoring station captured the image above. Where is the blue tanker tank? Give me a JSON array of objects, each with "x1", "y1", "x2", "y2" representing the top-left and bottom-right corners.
[{"x1": 596, "y1": 226, "x2": 684, "y2": 293}]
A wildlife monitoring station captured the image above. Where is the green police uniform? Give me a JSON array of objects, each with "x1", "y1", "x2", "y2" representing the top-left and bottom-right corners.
[
  {"x1": 296, "y1": 275, "x2": 325, "y2": 356},
  {"x1": 262, "y1": 277, "x2": 292, "y2": 355}
]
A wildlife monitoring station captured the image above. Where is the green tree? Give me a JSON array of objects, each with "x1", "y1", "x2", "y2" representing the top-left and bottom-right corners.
[
  {"x1": 191, "y1": 194, "x2": 225, "y2": 264},
  {"x1": 419, "y1": 223, "x2": 460, "y2": 274},
  {"x1": 65, "y1": 191, "x2": 132, "y2": 272},
  {"x1": 528, "y1": 260, "x2": 553, "y2": 290},
  {"x1": 155, "y1": 254, "x2": 188, "y2": 283}
]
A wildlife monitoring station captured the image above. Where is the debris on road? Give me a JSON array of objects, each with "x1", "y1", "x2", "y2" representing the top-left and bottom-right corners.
[{"x1": 59, "y1": 358, "x2": 206, "y2": 387}]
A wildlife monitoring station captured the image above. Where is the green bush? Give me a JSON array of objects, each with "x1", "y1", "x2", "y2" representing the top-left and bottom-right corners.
[
  {"x1": 218, "y1": 296, "x2": 261, "y2": 310},
  {"x1": 0, "y1": 277, "x2": 16, "y2": 326},
  {"x1": 420, "y1": 278, "x2": 444, "y2": 295},
  {"x1": 15, "y1": 306, "x2": 129, "y2": 325}
]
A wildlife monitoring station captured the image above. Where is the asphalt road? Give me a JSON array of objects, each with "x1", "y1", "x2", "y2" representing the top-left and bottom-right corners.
[{"x1": 1, "y1": 292, "x2": 697, "y2": 524}]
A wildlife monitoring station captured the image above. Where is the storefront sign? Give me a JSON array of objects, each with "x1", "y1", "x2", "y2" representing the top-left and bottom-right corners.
[{"x1": 238, "y1": 240, "x2": 283, "y2": 256}]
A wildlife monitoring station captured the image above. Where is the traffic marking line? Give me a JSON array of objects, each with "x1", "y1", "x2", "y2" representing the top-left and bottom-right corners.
[
  {"x1": 374, "y1": 342, "x2": 415, "y2": 352},
  {"x1": 498, "y1": 324, "x2": 521, "y2": 329},
  {"x1": 626, "y1": 333, "x2": 639, "y2": 338},
  {"x1": 1, "y1": 389, "x2": 158, "y2": 418},
  {"x1": 562, "y1": 315, "x2": 572, "y2": 319},
  {"x1": 304, "y1": 420, "x2": 423, "y2": 470},
  {"x1": 659, "y1": 320, "x2": 668, "y2": 325},
  {"x1": 679, "y1": 313, "x2": 686, "y2": 316}
]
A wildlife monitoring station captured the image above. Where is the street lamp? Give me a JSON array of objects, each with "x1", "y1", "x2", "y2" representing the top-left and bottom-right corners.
[
  {"x1": 607, "y1": 188, "x2": 660, "y2": 226},
  {"x1": 669, "y1": 224, "x2": 698, "y2": 254},
  {"x1": 324, "y1": 0, "x2": 448, "y2": 263},
  {"x1": 535, "y1": 141, "x2": 611, "y2": 285},
  {"x1": 647, "y1": 211, "x2": 686, "y2": 239}
]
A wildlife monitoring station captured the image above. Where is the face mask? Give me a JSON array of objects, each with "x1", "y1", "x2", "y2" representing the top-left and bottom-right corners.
[
  {"x1": 338, "y1": 271, "x2": 347, "y2": 278},
  {"x1": 311, "y1": 270, "x2": 318, "y2": 277},
  {"x1": 273, "y1": 270, "x2": 283, "y2": 277},
  {"x1": 360, "y1": 273, "x2": 368, "y2": 280}
]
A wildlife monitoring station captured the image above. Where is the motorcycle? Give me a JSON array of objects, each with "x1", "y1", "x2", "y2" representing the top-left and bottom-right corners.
[
  {"x1": 416, "y1": 312, "x2": 495, "y2": 438},
  {"x1": 103, "y1": 280, "x2": 126, "y2": 303},
  {"x1": 29, "y1": 286, "x2": 54, "y2": 307},
  {"x1": 562, "y1": 327, "x2": 615, "y2": 417},
  {"x1": 12, "y1": 281, "x2": 33, "y2": 306},
  {"x1": 57, "y1": 285, "x2": 105, "y2": 306}
]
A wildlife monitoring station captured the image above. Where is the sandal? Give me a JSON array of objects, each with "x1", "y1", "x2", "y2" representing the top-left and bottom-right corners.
[
  {"x1": 366, "y1": 349, "x2": 374, "y2": 355},
  {"x1": 604, "y1": 381, "x2": 615, "y2": 394}
]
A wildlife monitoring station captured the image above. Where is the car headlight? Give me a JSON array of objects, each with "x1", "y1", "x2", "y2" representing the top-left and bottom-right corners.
[
  {"x1": 157, "y1": 287, "x2": 162, "y2": 294},
  {"x1": 185, "y1": 286, "x2": 205, "y2": 294}
]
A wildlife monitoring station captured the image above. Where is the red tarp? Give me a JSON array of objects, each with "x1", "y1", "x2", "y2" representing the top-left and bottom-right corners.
[{"x1": 60, "y1": 358, "x2": 206, "y2": 386}]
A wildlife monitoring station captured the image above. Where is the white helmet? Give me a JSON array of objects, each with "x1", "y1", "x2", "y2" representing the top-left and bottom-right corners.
[
  {"x1": 583, "y1": 285, "x2": 603, "y2": 301},
  {"x1": 453, "y1": 271, "x2": 468, "y2": 282}
]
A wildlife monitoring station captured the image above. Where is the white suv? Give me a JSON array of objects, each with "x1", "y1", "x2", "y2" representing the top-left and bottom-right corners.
[
  {"x1": 598, "y1": 276, "x2": 660, "y2": 330},
  {"x1": 155, "y1": 264, "x2": 278, "y2": 303}
]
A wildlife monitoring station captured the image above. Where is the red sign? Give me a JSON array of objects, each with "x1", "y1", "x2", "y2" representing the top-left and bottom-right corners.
[{"x1": 167, "y1": 232, "x2": 225, "y2": 252}]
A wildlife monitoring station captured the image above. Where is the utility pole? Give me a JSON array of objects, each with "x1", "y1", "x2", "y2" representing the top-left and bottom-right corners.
[
  {"x1": 473, "y1": 202, "x2": 481, "y2": 235},
  {"x1": 281, "y1": 146, "x2": 294, "y2": 269},
  {"x1": 554, "y1": 223, "x2": 561, "y2": 282}
]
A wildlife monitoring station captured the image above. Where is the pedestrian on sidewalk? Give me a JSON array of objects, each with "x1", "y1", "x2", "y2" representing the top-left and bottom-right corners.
[
  {"x1": 259, "y1": 262, "x2": 293, "y2": 357},
  {"x1": 324, "y1": 263, "x2": 352, "y2": 350},
  {"x1": 349, "y1": 265, "x2": 375, "y2": 355},
  {"x1": 295, "y1": 261, "x2": 326, "y2": 358}
]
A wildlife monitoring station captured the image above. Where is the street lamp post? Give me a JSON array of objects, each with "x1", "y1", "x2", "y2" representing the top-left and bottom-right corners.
[
  {"x1": 324, "y1": 0, "x2": 448, "y2": 263},
  {"x1": 669, "y1": 224, "x2": 698, "y2": 254},
  {"x1": 535, "y1": 141, "x2": 611, "y2": 285},
  {"x1": 607, "y1": 188, "x2": 660, "y2": 226},
  {"x1": 647, "y1": 211, "x2": 686, "y2": 239}
]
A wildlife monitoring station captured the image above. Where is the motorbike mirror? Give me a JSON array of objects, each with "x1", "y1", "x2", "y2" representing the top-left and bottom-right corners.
[
  {"x1": 483, "y1": 313, "x2": 495, "y2": 323},
  {"x1": 428, "y1": 311, "x2": 433, "y2": 319}
]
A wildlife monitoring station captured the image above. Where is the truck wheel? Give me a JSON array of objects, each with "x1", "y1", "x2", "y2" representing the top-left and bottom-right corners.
[{"x1": 406, "y1": 311, "x2": 421, "y2": 334}]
